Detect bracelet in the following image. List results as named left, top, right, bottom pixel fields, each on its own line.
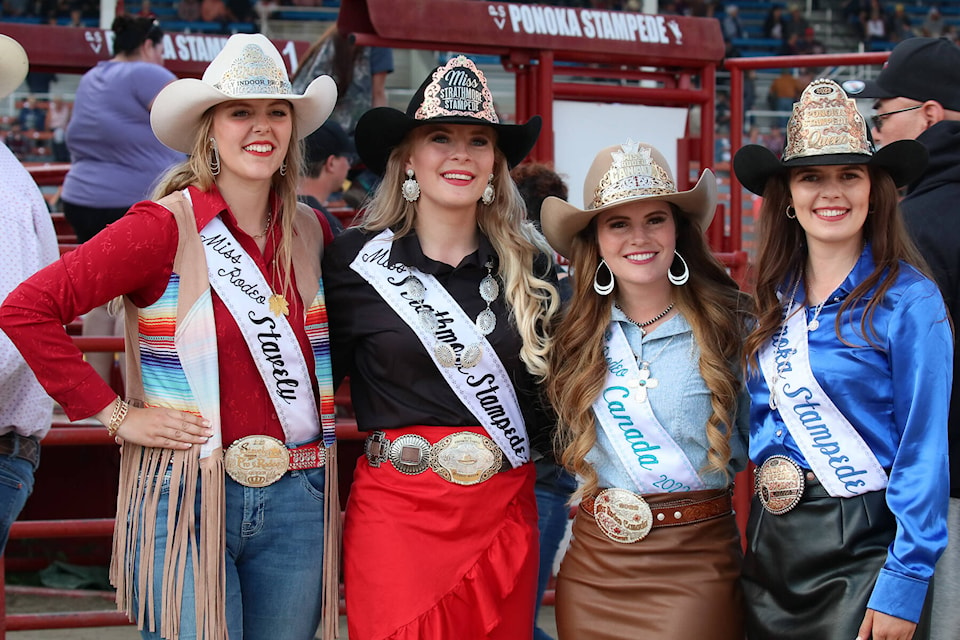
left=106, top=398, right=129, bottom=437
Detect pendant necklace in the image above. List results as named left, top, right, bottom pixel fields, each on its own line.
left=630, top=334, right=677, bottom=403
left=615, top=302, right=674, bottom=336
left=252, top=208, right=274, bottom=240
left=405, top=261, right=499, bottom=368
left=806, top=296, right=828, bottom=332
left=259, top=207, right=287, bottom=316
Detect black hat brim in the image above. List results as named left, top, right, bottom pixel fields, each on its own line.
left=734, top=139, right=927, bottom=197
left=355, top=107, right=542, bottom=176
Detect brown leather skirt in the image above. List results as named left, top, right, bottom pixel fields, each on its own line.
left=555, top=488, right=744, bottom=640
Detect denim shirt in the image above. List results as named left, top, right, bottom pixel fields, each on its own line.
left=748, top=243, right=953, bottom=623
left=586, top=308, right=750, bottom=492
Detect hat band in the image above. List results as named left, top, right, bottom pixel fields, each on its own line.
left=592, top=175, right=677, bottom=209
left=214, top=75, right=292, bottom=97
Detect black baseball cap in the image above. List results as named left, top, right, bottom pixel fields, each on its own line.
left=303, top=120, right=356, bottom=166
left=842, top=37, right=960, bottom=111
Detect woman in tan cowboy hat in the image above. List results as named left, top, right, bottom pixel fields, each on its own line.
left=733, top=78, right=951, bottom=640
left=321, top=55, right=557, bottom=639
left=540, top=140, right=753, bottom=639
left=1, top=34, right=340, bottom=640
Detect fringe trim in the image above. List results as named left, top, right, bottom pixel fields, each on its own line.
left=110, top=443, right=227, bottom=640
left=322, top=443, right=342, bottom=639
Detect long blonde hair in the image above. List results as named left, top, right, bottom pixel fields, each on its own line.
left=547, top=207, right=754, bottom=499
left=151, top=106, right=304, bottom=297
left=359, top=137, right=559, bottom=378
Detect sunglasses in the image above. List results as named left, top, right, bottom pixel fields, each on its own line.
left=870, top=104, right=922, bottom=131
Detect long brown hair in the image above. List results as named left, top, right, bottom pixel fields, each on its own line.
left=744, top=166, right=935, bottom=368
left=547, top=205, right=754, bottom=499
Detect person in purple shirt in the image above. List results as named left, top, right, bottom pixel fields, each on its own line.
left=61, top=13, right=183, bottom=383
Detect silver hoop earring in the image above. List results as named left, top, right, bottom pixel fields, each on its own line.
left=668, top=251, right=690, bottom=286
left=481, top=173, right=495, bottom=205
left=279, top=160, right=287, bottom=176
left=402, top=169, right=420, bottom=202
left=785, top=205, right=797, bottom=219
left=593, top=259, right=615, bottom=296
left=209, top=137, right=220, bottom=176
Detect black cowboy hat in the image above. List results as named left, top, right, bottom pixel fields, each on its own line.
left=355, top=55, right=541, bottom=176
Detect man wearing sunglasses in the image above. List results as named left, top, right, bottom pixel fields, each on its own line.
left=845, top=36, right=960, bottom=640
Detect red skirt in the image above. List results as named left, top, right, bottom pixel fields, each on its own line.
left=343, top=425, right=539, bottom=640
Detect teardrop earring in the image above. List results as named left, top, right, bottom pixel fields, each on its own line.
left=209, top=137, right=221, bottom=176
left=402, top=169, right=420, bottom=202
left=593, top=259, right=615, bottom=296
left=481, top=174, right=495, bottom=205
left=279, top=160, right=287, bottom=176
left=668, top=251, right=690, bottom=286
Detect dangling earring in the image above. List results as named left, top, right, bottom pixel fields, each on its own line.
left=785, top=205, right=797, bottom=219
left=593, top=259, right=615, bottom=296
left=668, top=251, right=690, bottom=286
left=209, top=137, right=220, bottom=176
left=279, top=160, right=287, bottom=176
left=481, top=173, right=495, bottom=205
left=402, top=169, right=420, bottom=202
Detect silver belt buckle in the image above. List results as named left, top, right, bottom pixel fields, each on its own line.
left=431, top=432, right=502, bottom=486
left=388, top=434, right=431, bottom=475
left=593, top=488, right=653, bottom=543
left=756, top=455, right=805, bottom=515
left=224, top=435, right=289, bottom=488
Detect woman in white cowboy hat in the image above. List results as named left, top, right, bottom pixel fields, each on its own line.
left=321, top=55, right=558, bottom=639
left=540, top=141, right=752, bottom=639
left=733, top=78, right=951, bottom=640
left=1, top=34, right=339, bottom=640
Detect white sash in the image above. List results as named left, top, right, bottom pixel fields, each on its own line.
left=200, top=215, right=319, bottom=444
left=350, top=229, right=529, bottom=467
left=758, top=302, right=887, bottom=497
left=594, top=323, right=705, bottom=493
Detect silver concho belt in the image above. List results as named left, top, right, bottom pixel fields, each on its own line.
left=364, top=430, right=510, bottom=486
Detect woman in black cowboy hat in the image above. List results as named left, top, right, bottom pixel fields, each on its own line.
left=734, top=78, right=951, bottom=640
left=321, top=56, right=558, bottom=639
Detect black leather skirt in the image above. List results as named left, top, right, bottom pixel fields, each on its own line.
left=742, top=482, right=931, bottom=640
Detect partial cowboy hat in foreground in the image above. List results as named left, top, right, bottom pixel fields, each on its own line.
left=0, top=34, right=29, bottom=100
left=355, top=55, right=541, bottom=176
left=150, top=33, right=337, bottom=154
left=541, top=140, right=717, bottom=259
left=734, top=78, right=927, bottom=197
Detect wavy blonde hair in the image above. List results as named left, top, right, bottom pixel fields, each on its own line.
left=151, top=105, right=304, bottom=297
left=359, top=135, right=559, bottom=378
left=547, top=207, right=754, bottom=499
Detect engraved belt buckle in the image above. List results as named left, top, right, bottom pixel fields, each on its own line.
left=388, top=434, right=431, bottom=475
left=756, top=455, right=806, bottom=515
left=593, top=488, right=653, bottom=544
left=224, top=435, right=289, bottom=488
left=364, top=431, right=390, bottom=468
left=431, top=432, right=502, bottom=486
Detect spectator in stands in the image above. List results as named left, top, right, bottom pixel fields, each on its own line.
left=509, top=160, right=575, bottom=640
left=3, top=122, right=29, bottom=160
left=1, top=33, right=341, bottom=640
left=292, top=24, right=394, bottom=202
left=17, top=95, right=46, bottom=132
left=298, top=120, right=352, bottom=235
left=768, top=68, right=802, bottom=127
left=542, top=140, right=751, bottom=640
left=201, top=0, right=235, bottom=25
left=716, top=88, right=732, bottom=133
left=323, top=55, right=556, bottom=640
left=885, top=3, right=912, bottom=43
left=0, top=34, right=58, bottom=558
left=784, top=3, right=810, bottom=40
left=842, top=0, right=868, bottom=41
left=47, top=95, right=70, bottom=162
left=176, top=0, right=201, bottom=21
left=61, top=14, right=183, bottom=385
left=722, top=4, right=744, bottom=42
left=845, top=36, right=960, bottom=640
left=763, top=4, right=789, bottom=41
left=734, top=77, right=948, bottom=640
left=864, top=6, right=887, bottom=45
left=921, top=7, right=945, bottom=38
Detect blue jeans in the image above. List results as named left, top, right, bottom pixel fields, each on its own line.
left=534, top=463, right=576, bottom=640
left=0, top=452, right=37, bottom=555
left=136, top=464, right=326, bottom=640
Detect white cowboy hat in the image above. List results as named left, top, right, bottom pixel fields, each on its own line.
left=541, top=141, right=717, bottom=259
left=0, top=34, right=29, bottom=100
left=151, top=33, right=337, bottom=154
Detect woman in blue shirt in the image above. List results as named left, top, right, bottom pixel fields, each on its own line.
left=733, top=78, right=952, bottom=640
left=541, top=141, right=753, bottom=639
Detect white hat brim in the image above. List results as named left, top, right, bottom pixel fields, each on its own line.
left=541, top=170, right=717, bottom=259
left=0, top=35, right=29, bottom=100
left=151, top=74, right=338, bottom=154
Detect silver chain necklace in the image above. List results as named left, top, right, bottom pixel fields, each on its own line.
left=404, top=261, right=499, bottom=368
left=615, top=302, right=674, bottom=336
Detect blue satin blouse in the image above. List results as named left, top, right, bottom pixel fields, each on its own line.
left=748, top=243, right=953, bottom=622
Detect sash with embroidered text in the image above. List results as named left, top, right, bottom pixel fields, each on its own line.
left=350, top=229, right=529, bottom=467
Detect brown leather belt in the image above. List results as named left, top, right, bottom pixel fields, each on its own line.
left=582, top=488, right=732, bottom=534
left=0, top=431, right=41, bottom=467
